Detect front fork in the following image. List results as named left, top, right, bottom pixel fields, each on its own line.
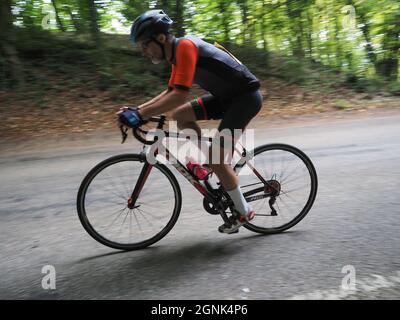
left=127, top=153, right=152, bottom=209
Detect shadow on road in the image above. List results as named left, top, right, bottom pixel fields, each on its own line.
left=74, top=230, right=300, bottom=264
left=59, top=231, right=302, bottom=298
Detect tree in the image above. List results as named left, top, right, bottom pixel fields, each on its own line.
left=237, top=0, right=249, bottom=44
left=377, top=10, right=400, bottom=80
left=218, top=0, right=231, bottom=45
left=174, top=0, right=185, bottom=37
left=87, top=0, right=100, bottom=45
left=0, top=0, right=24, bottom=87
left=286, top=0, right=307, bottom=58
left=259, top=0, right=269, bottom=52
left=51, top=0, right=66, bottom=32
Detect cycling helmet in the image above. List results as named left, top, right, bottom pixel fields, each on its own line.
left=130, top=9, right=173, bottom=44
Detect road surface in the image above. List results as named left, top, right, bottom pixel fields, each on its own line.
left=1, top=109, right=400, bottom=299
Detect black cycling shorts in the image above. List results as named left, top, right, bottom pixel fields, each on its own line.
left=190, top=90, right=263, bottom=134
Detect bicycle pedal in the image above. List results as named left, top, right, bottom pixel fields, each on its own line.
left=218, top=228, right=239, bottom=234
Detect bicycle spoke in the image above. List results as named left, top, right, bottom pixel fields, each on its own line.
left=257, top=158, right=268, bottom=180
left=278, top=154, right=286, bottom=180
left=138, top=207, right=166, bottom=228
left=282, top=176, right=306, bottom=188
left=116, top=210, right=130, bottom=236
left=136, top=202, right=170, bottom=213
left=277, top=196, right=294, bottom=217
left=129, top=210, right=133, bottom=241
left=96, top=184, right=127, bottom=202
left=132, top=209, right=144, bottom=234
left=279, top=190, right=305, bottom=209
left=231, top=145, right=317, bottom=233
left=105, top=171, right=130, bottom=199
left=136, top=208, right=161, bottom=232
left=102, top=207, right=126, bottom=220
left=275, top=199, right=282, bottom=216
left=282, top=183, right=311, bottom=194
left=105, top=207, right=128, bottom=229
left=78, top=155, right=182, bottom=250
left=280, top=164, right=299, bottom=185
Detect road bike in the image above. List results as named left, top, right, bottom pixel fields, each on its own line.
left=77, top=115, right=318, bottom=250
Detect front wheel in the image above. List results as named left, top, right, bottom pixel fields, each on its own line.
left=77, top=154, right=182, bottom=250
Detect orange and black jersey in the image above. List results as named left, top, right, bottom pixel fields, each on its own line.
left=168, top=36, right=260, bottom=100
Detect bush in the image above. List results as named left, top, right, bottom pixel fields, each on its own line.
left=278, top=58, right=306, bottom=84
left=344, top=74, right=387, bottom=93
left=334, top=99, right=352, bottom=110
left=387, top=81, right=400, bottom=96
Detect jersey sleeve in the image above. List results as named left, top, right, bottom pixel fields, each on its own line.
left=168, top=64, right=176, bottom=90
left=170, top=39, right=198, bottom=92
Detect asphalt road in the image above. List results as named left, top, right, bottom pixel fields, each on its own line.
left=1, top=110, right=400, bottom=300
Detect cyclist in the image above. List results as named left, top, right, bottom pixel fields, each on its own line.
left=118, top=9, right=263, bottom=234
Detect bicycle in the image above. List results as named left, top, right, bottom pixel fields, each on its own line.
left=77, top=115, right=318, bottom=250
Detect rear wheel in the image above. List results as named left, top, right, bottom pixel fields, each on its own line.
left=234, top=144, right=318, bottom=234
left=77, top=154, right=182, bottom=250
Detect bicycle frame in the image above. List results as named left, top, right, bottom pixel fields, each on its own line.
left=126, top=116, right=273, bottom=223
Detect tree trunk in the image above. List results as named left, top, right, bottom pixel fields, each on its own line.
left=218, top=1, right=230, bottom=47
left=286, top=0, right=305, bottom=58
left=377, top=11, right=400, bottom=80
left=157, top=0, right=169, bottom=11
left=378, top=45, right=399, bottom=81
left=305, top=7, right=313, bottom=59
left=260, top=2, right=268, bottom=51
left=174, top=0, right=185, bottom=37
left=66, top=5, right=82, bottom=32
left=51, top=0, right=66, bottom=32
left=21, top=0, right=35, bottom=28
left=349, top=0, right=378, bottom=73
left=334, top=15, right=343, bottom=69
left=87, top=0, right=100, bottom=46
left=237, top=0, right=248, bottom=45
left=0, top=0, right=24, bottom=87
left=359, top=14, right=377, bottom=66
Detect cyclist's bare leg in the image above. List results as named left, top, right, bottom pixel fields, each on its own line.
left=208, top=161, right=238, bottom=191
left=208, top=134, right=253, bottom=217
left=172, top=103, right=239, bottom=191
left=171, top=102, right=201, bottom=135
left=172, top=102, right=206, bottom=157
left=173, top=103, right=253, bottom=231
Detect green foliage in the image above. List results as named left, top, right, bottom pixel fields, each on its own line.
left=387, top=81, right=400, bottom=96
left=277, top=58, right=307, bottom=84
left=1, top=0, right=399, bottom=94
left=334, top=99, right=352, bottom=110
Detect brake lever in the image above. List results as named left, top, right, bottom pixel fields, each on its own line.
left=120, top=125, right=128, bottom=144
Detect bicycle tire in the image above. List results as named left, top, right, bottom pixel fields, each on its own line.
left=77, top=154, right=182, bottom=250
left=234, top=143, right=318, bottom=234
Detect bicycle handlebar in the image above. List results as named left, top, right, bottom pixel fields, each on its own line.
left=120, top=115, right=166, bottom=145
left=120, top=114, right=216, bottom=146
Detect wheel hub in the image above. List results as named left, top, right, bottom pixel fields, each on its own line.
left=127, top=197, right=140, bottom=209
left=264, top=180, right=281, bottom=196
